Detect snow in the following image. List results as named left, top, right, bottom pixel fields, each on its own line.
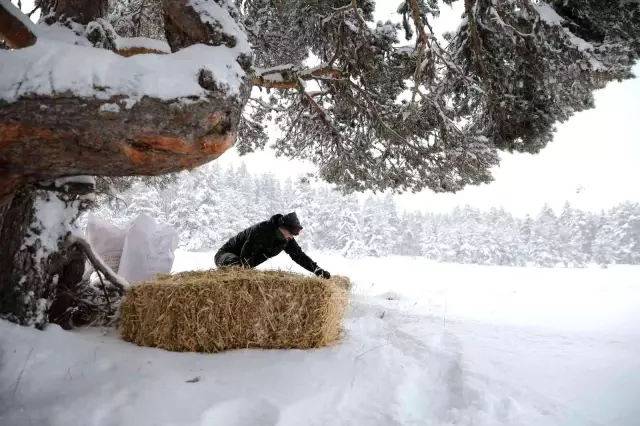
left=0, top=40, right=246, bottom=104
left=99, top=103, right=121, bottom=113
left=54, top=175, right=96, bottom=187
left=0, top=0, right=249, bottom=104
left=114, top=37, right=171, bottom=54
left=2, top=254, right=639, bottom=426
left=533, top=3, right=564, bottom=25
left=1, top=0, right=91, bottom=46
left=188, top=0, right=250, bottom=56
left=22, top=192, right=85, bottom=261
left=533, top=3, right=598, bottom=62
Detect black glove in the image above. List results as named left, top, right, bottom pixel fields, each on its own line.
left=315, top=268, right=331, bottom=279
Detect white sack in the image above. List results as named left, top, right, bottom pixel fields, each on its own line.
left=118, top=214, right=179, bottom=284
left=86, top=213, right=126, bottom=273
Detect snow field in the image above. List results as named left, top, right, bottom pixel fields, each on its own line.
left=1, top=253, right=639, bottom=426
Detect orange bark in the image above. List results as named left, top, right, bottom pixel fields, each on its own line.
left=0, top=3, right=36, bottom=49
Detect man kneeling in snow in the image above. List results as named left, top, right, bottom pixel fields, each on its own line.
left=214, top=212, right=331, bottom=279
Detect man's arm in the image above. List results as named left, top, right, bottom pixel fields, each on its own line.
left=239, top=228, right=257, bottom=267
left=285, top=239, right=329, bottom=278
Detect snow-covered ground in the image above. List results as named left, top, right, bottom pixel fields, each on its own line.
left=2, top=252, right=639, bottom=426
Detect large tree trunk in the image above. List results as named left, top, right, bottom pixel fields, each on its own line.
left=0, top=0, right=251, bottom=196
left=0, top=0, right=252, bottom=326
left=0, top=96, right=243, bottom=197
left=55, top=0, right=108, bottom=25
left=0, top=181, right=93, bottom=328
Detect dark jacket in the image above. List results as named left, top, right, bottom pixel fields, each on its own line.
left=216, top=214, right=320, bottom=273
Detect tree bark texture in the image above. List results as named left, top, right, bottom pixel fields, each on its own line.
left=55, top=0, right=108, bottom=25
left=0, top=0, right=252, bottom=327
left=162, top=0, right=239, bottom=52
left=0, top=184, right=91, bottom=328
left=0, top=93, right=248, bottom=197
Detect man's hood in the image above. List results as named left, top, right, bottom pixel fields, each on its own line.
left=269, top=214, right=284, bottom=226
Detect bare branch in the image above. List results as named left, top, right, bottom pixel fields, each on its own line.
left=251, top=65, right=342, bottom=89
left=66, top=235, right=129, bottom=294
left=409, top=0, right=431, bottom=104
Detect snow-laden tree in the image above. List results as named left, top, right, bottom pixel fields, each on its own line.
left=592, top=212, right=616, bottom=267
left=607, top=202, right=640, bottom=265
left=87, top=163, right=640, bottom=267
left=530, top=204, right=561, bottom=267
left=2, top=0, right=640, bottom=326
left=337, top=192, right=368, bottom=258
left=518, top=214, right=534, bottom=265
left=558, top=202, right=588, bottom=267
left=397, top=211, right=423, bottom=257
left=420, top=213, right=441, bottom=260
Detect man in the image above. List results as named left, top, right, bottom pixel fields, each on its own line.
left=214, top=212, right=331, bottom=279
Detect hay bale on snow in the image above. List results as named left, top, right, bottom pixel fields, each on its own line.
left=120, top=268, right=350, bottom=353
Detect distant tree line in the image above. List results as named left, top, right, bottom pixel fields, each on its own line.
left=89, top=163, right=640, bottom=268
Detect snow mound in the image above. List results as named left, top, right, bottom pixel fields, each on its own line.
left=0, top=0, right=249, bottom=105
left=0, top=40, right=246, bottom=105
left=0, top=299, right=543, bottom=426
left=115, top=37, right=171, bottom=53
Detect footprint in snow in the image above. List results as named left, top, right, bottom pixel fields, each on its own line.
left=377, top=291, right=405, bottom=301
left=199, top=398, right=280, bottom=426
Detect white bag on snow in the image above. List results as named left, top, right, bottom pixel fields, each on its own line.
left=86, top=213, right=127, bottom=273
left=118, top=214, right=179, bottom=284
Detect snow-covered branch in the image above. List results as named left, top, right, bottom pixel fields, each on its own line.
left=0, top=0, right=36, bottom=48
left=67, top=235, right=129, bottom=293
left=251, top=64, right=342, bottom=89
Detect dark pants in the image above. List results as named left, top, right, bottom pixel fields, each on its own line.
left=214, top=252, right=243, bottom=268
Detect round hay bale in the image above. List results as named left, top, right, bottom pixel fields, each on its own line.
left=120, top=268, right=350, bottom=353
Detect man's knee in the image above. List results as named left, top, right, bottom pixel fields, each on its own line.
left=215, top=252, right=241, bottom=267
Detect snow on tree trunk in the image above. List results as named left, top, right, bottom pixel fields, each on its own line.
left=0, top=180, right=94, bottom=328
left=0, top=0, right=252, bottom=195
left=0, top=0, right=252, bottom=328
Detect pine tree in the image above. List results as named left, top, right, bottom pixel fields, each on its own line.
left=418, top=213, right=438, bottom=260
left=558, top=202, right=587, bottom=267
left=519, top=214, right=534, bottom=265
left=125, top=181, right=167, bottom=223
left=592, top=211, right=616, bottom=267
left=398, top=211, right=423, bottom=257
left=530, top=204, right=562, bottom=267
left=360, top=196, right=381, bottom=256
left=337, top=192, right=365, bottom=257
left=608, top=202, right=640, bottom=264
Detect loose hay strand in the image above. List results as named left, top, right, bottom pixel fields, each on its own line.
left=120, top=268, right=350, bottom=353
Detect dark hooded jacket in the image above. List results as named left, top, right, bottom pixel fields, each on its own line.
left=215, top=214, right=319, bottom=273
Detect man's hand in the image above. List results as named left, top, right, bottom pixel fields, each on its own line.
left=315, top=268, right=331, bottom=279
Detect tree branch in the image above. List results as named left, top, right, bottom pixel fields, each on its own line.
left=0, top=0, right=37, bottom=49
left=409, top=0, right=430, bottom=104
left=251, top=65, right=342, bottom=89
left=66, top=235, right=129, bottom=295
left=464, top=0, right=487, bottom=80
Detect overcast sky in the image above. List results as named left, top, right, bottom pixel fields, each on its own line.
left=14, top=0, right=640, bottom=215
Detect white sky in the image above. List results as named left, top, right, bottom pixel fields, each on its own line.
left=13, top=0, right=640, bottom=215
